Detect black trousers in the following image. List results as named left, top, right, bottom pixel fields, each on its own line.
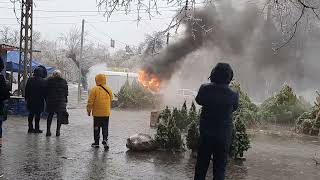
left=47, top=112, right=62, bottom=133
left=93, top=117, right=109, bottom=143
left=28, top=112, right=41, bottom=130
left=194, top=135, right=230, bottom=180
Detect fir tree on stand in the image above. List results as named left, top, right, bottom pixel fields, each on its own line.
left=155, top=122, right=169, bottom=150
left=172, top=107, right=183, bottom=130
left=155, top=108, right=184, bottom=151
left=188, top=101, right=198, bottom=125
left=167, top=116, right=184, bottom=151
left=179, top=101, right=189, bottom=131
left=186, top=120, right=199, bottom=154
left=158, top=106, right=171, bottom=125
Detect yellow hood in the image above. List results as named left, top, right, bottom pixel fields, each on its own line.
left=95, top=74, right=107, bottom=86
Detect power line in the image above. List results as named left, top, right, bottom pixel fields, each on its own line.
left=86, top=23, right=129, bottom=46
left=0, top=16, right=173, bottom=26
left=87, top=33, right=110, bottom=47
left=0, top=14, right=101, bottom=19
left=0, top=9, right=177, bottom=19
left=0, top=5, right=183, bottom=13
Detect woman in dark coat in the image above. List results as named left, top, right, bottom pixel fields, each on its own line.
left=194, top=63, right=239, bottom=180
left=25, top=66, right=47, bottom=133
left=45, top=70, right=68, bottom=137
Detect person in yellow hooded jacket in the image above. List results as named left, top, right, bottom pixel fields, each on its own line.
left=87, top=74, right=113, bottom=149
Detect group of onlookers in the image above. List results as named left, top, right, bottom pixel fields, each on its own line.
left=0, top=57, right=113, bottom=151
left=0, top=58, right=68, bottom=149
left=25, top=66, right=68, bottom=137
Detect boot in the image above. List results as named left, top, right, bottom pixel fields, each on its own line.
left=91, top=142, right=99, bottom=148
left=56, top=124, right=61, bottom=137
left=34, top=129, right=43, bottom=134
left=28, top=128, right=35, bottom=133
left=34, top=118, right=42, bottom=133
left=56, top=131, right=60, bottom=137
left=102, top=140, right=109, bottom=150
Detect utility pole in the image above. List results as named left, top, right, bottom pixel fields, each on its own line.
left=78, top=19, right=85, bottom=103
left=18, top=0, right=33, bottom=96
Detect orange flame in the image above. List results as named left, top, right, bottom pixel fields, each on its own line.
left=138, top=70, right=161, bottom=92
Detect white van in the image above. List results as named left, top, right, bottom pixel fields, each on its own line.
left=102, top=71, right=138, bottom=94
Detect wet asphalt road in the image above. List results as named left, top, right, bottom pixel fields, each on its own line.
left=1, top=108, right=320, bottom=180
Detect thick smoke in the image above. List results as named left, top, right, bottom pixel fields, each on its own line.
left=143, top=4, right=261, bottom=81
left=143, top=2, right=320, bottom=102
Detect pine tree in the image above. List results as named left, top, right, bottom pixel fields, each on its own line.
left=167, top=116, right=184, bottom=151
left=172, top=107, right=183, bottom=130
left=230, top=117, right=250, bottom=159
left=186, top=120, right=199, bottom=152
left=178, top=101, right=189, bottom=131
left=188, top=101, right=198, bottom=125
left=159, top=106, right=171, bottom=124
left=155, top=122, right=169, bottom=149
left=116, top=78, right=132, bottom=108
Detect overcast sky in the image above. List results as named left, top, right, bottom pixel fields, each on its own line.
left=0, top=0, right=178, bottom=49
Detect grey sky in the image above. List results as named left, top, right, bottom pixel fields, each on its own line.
left=0, top=0, right=177, bottom=49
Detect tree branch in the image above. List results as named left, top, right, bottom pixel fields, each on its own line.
left=275, top=6, right=305, bottom=51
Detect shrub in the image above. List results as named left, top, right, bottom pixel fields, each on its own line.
left=295, top=92, right=320, bottom=136
left=302, top=119, right=313, bottom=134
left=259, top=84, right=307, bottom=124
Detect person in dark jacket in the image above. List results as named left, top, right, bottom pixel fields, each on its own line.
left=45, top=70, right=68, bottom=137
left=25, top=66, right=47, bottom=133
left=0, top=57, right=11, bottom=148
left=37, top=65, right=48, bottom=78
left=194, top=63, right=239, bottom=180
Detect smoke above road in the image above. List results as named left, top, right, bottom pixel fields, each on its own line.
left=141, top=2, right=320, bottom=102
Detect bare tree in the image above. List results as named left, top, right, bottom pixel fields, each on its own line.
left=10, top=29, right=20, bottom=46
left=32, top=31, right=42, bottom=50
left=269, top=0, right=320, bottom=49
left=60, top=27, right=82, bottom=64
left=143, top=31, right=166, bottom=55
left=0, top=26, right=12, bottom=44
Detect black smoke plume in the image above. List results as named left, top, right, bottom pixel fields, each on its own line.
left=142, top=2, right=320, bottom=101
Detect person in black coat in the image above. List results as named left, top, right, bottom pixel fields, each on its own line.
left=0, top=57, right=11, bottom=147
left=25, top=66, right=47, bottom=133
left=45, top=70, right=68, bottom=137
left=194, top=63, right=239, bottom=180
